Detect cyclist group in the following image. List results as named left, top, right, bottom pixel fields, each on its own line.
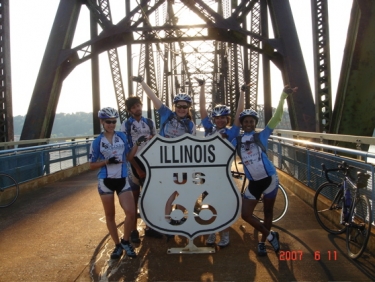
left=89, top=75, right=297, bottom=259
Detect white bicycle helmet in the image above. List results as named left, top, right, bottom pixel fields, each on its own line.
left=211, top=105, right=231, bottom=117
left=98, top=107, right=119, bottom=119
left=173, top=93, right=192, bottom=104
left=239, top=109, right=258, bottom=124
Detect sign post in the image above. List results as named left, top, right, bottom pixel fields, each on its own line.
left=138, top=133, right=241, bottom=254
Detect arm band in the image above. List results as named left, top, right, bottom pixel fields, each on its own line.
left=267, top=92, right=288, bottom=129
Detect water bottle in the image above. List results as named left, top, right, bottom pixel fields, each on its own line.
left=343, top=183, right=351, bottom=222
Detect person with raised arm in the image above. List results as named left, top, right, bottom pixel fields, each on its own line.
left=131, top=75, right=195, bottom=138
left=131, top=76, right=195, bottom=238
left=232, top=86, right=297, bottom=256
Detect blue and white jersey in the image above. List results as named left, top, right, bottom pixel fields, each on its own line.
left=231, top=126, right=276, bottom=181
left=157, top=104, right=196, bottom=138
left=121, top=116, right=156, bottom=153
left=201, top=116, right=240, bottom=142
left=89, top=131, right=130, bottom=179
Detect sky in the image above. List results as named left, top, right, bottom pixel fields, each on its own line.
left=9, top=0, right=352, bottom=116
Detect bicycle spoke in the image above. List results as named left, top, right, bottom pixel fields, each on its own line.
left=346, top=195, right=372, bottom=259
left=313, top=183, right=346, bottom=234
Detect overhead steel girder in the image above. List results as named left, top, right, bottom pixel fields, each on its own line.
left=267, top=0, right=315, bottom=132
left=331, top=0, right=375, bottom=144
left=20, top=1, right=81, bottom=141
left=56, top=0, right=314, bottom=131
left=20, top=0, right=314, bottom=140
left=55, top=0, right=279, bottom=79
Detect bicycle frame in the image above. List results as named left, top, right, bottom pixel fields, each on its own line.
left=341, top=176, right=357, bottom=225
left=314, top=161, right=372, bottom=259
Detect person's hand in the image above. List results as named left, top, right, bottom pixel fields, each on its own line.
left=220, top=132, right=229, bottom=139
left=131, top=75, right=143, bottom=83
left=194, top=77, right=205, bottom=86
left=136, top=135, right=148, bottom=146
left=136, top=169, right=146, bottom=179
left=108, top=156, right=120, bottom=164
left=241, top=82, right=251, bottom=92
left=283, top=85, right=298, bottom=95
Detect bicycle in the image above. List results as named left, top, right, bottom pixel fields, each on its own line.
left=231, top=170, right=289, bottom=223
left=0, top=173, right=19, bottom=208
left=313, top=161, right=372, bottom=259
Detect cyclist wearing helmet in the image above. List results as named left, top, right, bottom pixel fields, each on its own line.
left=196, top=77, right=245, bottom=247
left=131, top=76, right=195, bottom=138
left=89, top=107, right=137, bottom=260
left=232, top=86, right=297, bottom=256
left=131, top=76, right=195, bottom=234
left=121, top=96, right=163, bottom=241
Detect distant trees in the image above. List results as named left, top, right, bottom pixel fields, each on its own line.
left=12, top=108, right=291, bottom=139
left=52, top=112, right=94, bottom=137
left=13, top=112, right=96, bottom=138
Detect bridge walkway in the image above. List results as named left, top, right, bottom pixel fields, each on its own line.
left=0, top=169, right=374, bottom=281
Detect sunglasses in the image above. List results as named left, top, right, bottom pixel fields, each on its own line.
left=104, top=120, right=117, bottom=124
left=176, top=104, right=189, bottom=109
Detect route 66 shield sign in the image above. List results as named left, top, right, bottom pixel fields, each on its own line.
left=138, top=133, right=241, bottom=240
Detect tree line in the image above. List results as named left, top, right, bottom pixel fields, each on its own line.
left=13, top=109, right=291, bottom=139
left=14, top=112, right=95, bottom=138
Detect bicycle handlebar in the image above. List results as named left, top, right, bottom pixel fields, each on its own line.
left=321, top=161, right=352, bottom=183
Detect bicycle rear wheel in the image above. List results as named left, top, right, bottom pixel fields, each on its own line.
left=346, top=194, right=372, bottom=259
left=253, top=184, right=288, bottom=223
left=313, top=182, right=346, bottom=234
left=0, top=174, right=19, bottom=208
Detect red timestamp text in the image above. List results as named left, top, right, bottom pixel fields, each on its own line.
left=279, top=250, right=303, bottom=260
left=314, top=250, right=338, bottom=260
left=279, top=250, right=338, bottom=261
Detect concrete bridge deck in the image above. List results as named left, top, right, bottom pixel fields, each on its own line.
left=0, top=170, right=374, bottom=282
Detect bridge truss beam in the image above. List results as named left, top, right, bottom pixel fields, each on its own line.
left=19, top=0, right=316, bottom=140
left=311, top=0, right=332, bottom=133
left=331, top=0, right=375, bottom=149
left=0, top=0, right=13, bottom=142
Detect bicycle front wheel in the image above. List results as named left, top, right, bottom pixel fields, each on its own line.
left=0, top=174, right=19, bottom=208
left=346, top=194, right=372, bottom=259
left=253, top=184, right=288, bottom=223
left=313, top=182, right=346, bottom=234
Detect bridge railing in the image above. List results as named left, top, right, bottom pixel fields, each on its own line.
left=0, top=137, right=95, bottom=184
left=267, top=135, right=375, bottom=224
left=1, top=132, right=374, bottom=223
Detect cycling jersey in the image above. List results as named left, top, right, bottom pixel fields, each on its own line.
left=89, top=131, right=130, bottom=179
left=233, top=91, right=289, bottom=181
left=157, top=104, right=196, bottom=138
left=201, top=116, right=240, bottom=141
left=121, top=116, right=156, bottom=153
left=231, top=126, right=276, bottom=181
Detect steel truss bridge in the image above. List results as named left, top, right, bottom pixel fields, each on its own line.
left=0, top=0, right=375, bottom=151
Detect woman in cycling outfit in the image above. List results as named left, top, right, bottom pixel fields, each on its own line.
left=89, top=107, right=137, bottom=260
left=131, top=76, right=195, bottom=229
left=232, top=86, right=297, bottom=256
left=196, top=77, right=245, bottom=247
left=131, top=76, right=195, bottom=137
